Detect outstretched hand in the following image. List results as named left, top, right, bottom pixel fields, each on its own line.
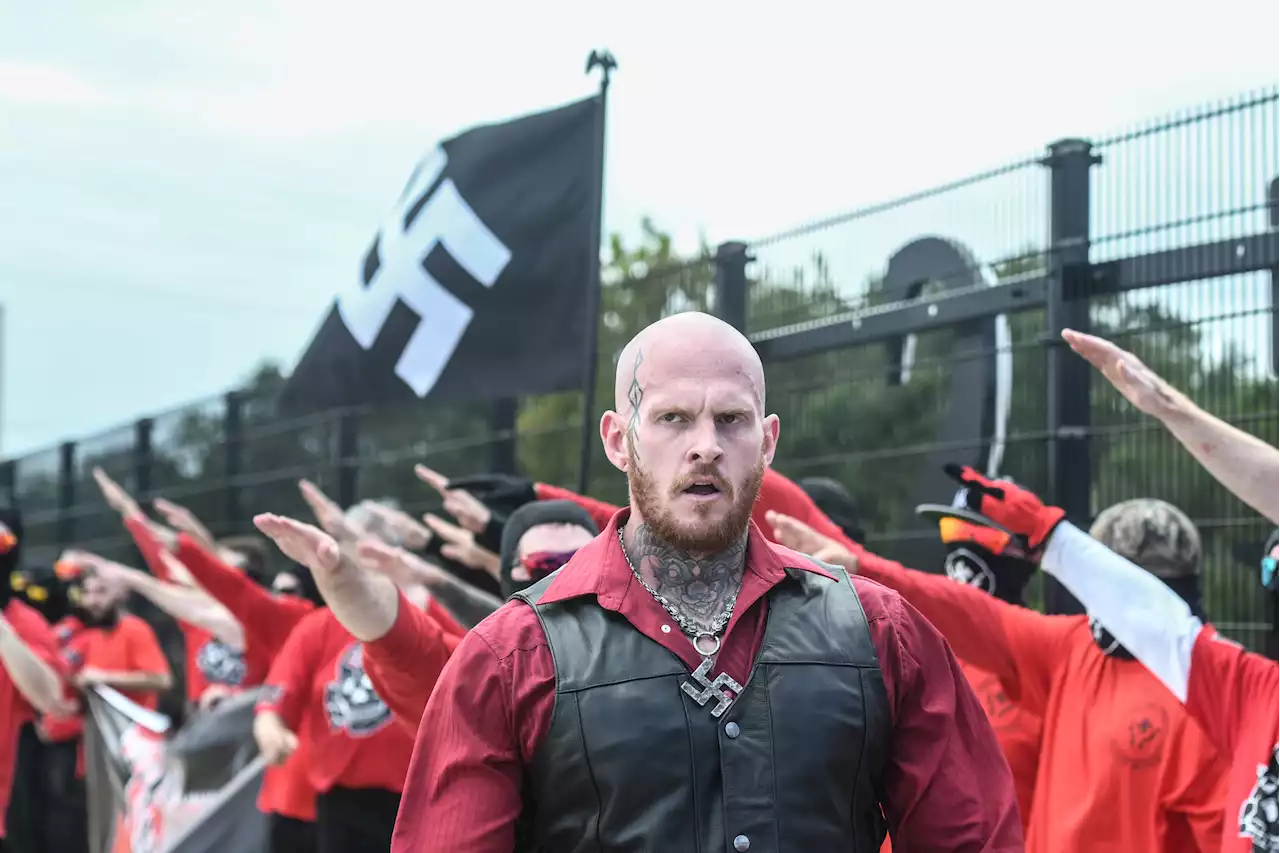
left=416, top=465, right=493, bottom=534
left=256, top=514, right=400, bottom=642
left=92, top=468, right=141, bottom=520
left=943, top=465, right=1064, bottom=551
left=153, top=498, right=216, bottom=550
left=298, top=480, right=364, bottom=542
left=1062, top=329, right=1184, bottom=419
left=766, top=511, right=860, bottom=572
left=424, top=513, right=501, bottom=579
left=253, top=514, right=341, bottom=576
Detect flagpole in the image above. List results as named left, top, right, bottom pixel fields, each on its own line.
left=575, top=49, right=617, bottom=496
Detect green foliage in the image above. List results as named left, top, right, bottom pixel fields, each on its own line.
left=11, top=222, right=1278, bottom=650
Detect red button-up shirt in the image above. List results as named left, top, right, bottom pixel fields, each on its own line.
left=392, top=510, right=1023, bottom=852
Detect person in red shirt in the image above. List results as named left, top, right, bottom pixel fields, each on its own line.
left=250, top=600, right=421, bottom=853
left=0, top=510, right=76, bottom=852
left=776, top=480, right=1229, bottom=852
left=170, top=534, right=324, bottom=853
left=38, top=563, right=171, bottom=853
left=917, top=493, right=1044, bottom=833
left=91, top=469, right=268, bottom=706
left=1031, top=328, right=1280, bottom=852
left=392, top=312, right=1022, bottom=852
left=251, top=497, right=463, bottom=853
left=259, top=499, right=597, bottom=735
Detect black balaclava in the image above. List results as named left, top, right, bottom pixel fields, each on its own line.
left=498, top=500, right=598, bottom=599
left=1087, top=498, right=1206, bottom=660
left=11, top=565, right=70, bottom=624
left=928, top=483, right=1035, bottom=607
left=0, top=508, right=21, bottom=611
left=797, top=477, right=866, bottom=545
left=274, top=563, right=324, bottom=607
left=941, top=534, right=1036, bottom=607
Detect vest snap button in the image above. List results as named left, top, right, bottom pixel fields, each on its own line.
left=734, top=834, right=750, bottom=851
left=725, top=721, right=740, bottom=739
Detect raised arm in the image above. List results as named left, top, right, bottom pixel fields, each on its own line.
left=175, top=535, right=312, bottom=650
left=769, top=511, right=1074, bottom=715
left=0, top=604, right=70, bottom=716
left=78, top=552, right=245, bottom=650
left=1064, top=329, right=1279, bottom=524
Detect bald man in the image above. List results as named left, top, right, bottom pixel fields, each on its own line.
left=391, top=312, right=1023, bottom=852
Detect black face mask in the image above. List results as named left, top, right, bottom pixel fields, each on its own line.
left=1092, top=573, right=1206, bottom=659
left=942, top=543, right=1034, bottom=607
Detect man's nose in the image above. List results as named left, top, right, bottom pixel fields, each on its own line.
left=686, top=417, right=724, bottom=463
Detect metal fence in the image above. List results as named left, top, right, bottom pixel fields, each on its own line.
left=6, top=86, right=1278, bottom=655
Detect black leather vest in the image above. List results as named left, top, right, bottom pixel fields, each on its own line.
left=512, top=560, right=891, bottom=853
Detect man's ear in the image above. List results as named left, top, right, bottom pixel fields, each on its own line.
left=600, top=411, right=629, bottom=473
left=761, top=414, right=780, bottom=468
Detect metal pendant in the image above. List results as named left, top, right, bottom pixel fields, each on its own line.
left=682, top=657, right=743, bottom=718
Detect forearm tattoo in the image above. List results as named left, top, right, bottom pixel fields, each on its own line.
left=628, top=524, right=747, bottom=634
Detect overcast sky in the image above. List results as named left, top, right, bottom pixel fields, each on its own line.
left=1, top=0, right=1276, bottom=457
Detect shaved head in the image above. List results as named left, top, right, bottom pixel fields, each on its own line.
left=601, top=311, right=777, bottom=554
left=613, top=312, right=766, bottom=413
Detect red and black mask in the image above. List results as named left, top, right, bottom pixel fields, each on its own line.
left=938, top=516, right=1036, bottom=607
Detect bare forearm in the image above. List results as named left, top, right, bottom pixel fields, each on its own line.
left=321, top=553, right=400, bottom=643
left=92, top=670, right=173, bottom=693
left=1161, top=400, right=1279, bottom=524
left=0, top=631, right=64, bottom=715
left=122, top=571, right=245, bottom=649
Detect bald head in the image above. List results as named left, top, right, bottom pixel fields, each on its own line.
left=613, top=312, right=766, bottom=413
left=602, top=312, right=778, bottom=552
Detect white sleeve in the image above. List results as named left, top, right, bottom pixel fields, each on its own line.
left=1041, top=523, right=1202, bottom=702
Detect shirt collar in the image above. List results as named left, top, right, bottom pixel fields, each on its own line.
left=540, top=507, right=839, bottom=611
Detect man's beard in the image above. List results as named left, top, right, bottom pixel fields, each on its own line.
left=627, top=439, right=764, bottom=554
left=74, top=605, right=119, bottom=629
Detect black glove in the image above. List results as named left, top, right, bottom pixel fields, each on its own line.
left=446, top=473, right=537, bottom=511
left=476, top=510, right=507, bottom=555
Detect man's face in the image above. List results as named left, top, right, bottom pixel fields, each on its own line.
left=617, top=376, right=775, bottom=554
left=79, top=575, right=120, bottom=619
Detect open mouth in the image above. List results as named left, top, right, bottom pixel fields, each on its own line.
left=683, top=483, right=722, bottom=497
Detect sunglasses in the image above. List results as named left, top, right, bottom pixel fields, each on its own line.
left=518, top=551, right=579, bottom=580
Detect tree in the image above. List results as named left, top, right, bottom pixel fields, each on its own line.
left=10, top=220, right=1277, bottom=650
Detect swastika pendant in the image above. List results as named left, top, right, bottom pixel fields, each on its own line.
left=682, top=657, right=743, bottom=718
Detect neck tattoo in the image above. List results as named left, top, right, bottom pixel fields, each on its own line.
left=621, top=523, right=747, bottom=636
left=619, top=523, right=749, bottom=719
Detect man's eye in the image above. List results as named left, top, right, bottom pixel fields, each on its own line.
left=717, top=414, right=741, bottom=425
left=658, top=413, right=683, bottom=423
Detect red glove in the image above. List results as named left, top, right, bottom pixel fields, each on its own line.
left=943, top=464, right=1066, bottom=551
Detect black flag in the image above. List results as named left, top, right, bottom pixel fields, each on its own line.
left=281, top=95, right=603, bottom=411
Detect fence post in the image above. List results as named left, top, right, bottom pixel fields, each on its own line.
left=224, top=391, right=243, bottom=535
left=489, top=399, right=519, bottom=475
left=714, top=241, right=752, bottom=333
left=56, top=441, right=76, bottom=550
left=1043, top=137, right=1100, bottom=615
left=134, top=418, right=154, bottom=500
left=1268, top=177, right=1277, bottom=375
left=336, top=410, right=360, bottom=509
left=0, top=461, right=13, bottom=509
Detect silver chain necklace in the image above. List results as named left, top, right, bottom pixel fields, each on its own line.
left=617, top=528, right=744, bottom=718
